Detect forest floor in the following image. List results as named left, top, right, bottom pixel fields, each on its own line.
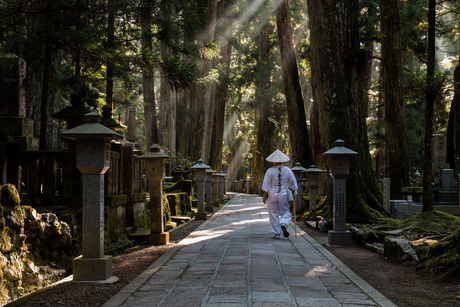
left=7, top=216, right=460, bottom=307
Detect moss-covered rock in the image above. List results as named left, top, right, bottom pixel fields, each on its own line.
left=0, top=228, right=14, bottom=253
left=418, top=226, right=460, bottom=280
left=0, top=184, right=21, bottom=213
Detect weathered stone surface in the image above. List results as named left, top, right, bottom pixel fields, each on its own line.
left=13, top=233, right=26, bottom=250
left=4, top=253, right=23, bottom=281
left=0, top=252, right=7, bottom=269
left=384, top=236, right=419, bottom=266
left=5, top=208, right=24, bottom=228
left=0, top=184, right=20, bottom=211
left=0, top=184, right=76, bottom=305
left=0, top=228, right=14, bottom=253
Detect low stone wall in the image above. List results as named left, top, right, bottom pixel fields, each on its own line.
left=0, top=184, right=75, bottom=305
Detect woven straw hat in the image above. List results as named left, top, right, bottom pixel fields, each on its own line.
left=266, top=149, right=290, bottom=163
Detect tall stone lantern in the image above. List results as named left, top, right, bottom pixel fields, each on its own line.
left=61, top=110, right=123, bottom=282
left=291, top=162, right=307, bottom=211
left=322, top=139, right=357, bottom=246
left=290, top=162, right=307, bottom=237
left=191, top=159, right=210, bottom=220
left=205, top=168, right=216, bottom=212
left=219, top=171, right=226, bottom=204
left=138, top=145, right=170, bottom=245
left=303, top=165, right=326, bottom=220
left=212, top=172, right=220, bottom=209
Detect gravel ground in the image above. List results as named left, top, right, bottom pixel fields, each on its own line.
left=7, top=218, right=460, bottom=307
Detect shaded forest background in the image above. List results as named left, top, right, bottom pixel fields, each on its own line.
left=2, top=0, right=460, bottom=219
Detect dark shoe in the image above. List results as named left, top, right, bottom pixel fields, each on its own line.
left=281, top=225, right=289, bottom=238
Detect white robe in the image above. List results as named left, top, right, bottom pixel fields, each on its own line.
left=261, top=165, right=298, bottom=235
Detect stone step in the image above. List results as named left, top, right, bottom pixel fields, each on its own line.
left=170, top=216, right=191, bottom=224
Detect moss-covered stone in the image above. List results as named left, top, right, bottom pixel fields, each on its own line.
left=400, top=210, right=460, bottom=233
left=0, top=228, right=13, bottom=253
left=418, top=225, right=460, bottom=280
left=0, top=184, right=21, bottom=212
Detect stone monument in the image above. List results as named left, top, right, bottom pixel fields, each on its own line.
left=383, top=178, right=391, bottom=211
left=61, top=111, right=123, bottom=281
left=322, top=139, right=357, bottom=246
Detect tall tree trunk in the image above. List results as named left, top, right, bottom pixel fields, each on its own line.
left=159, top=73, right=176, bottom=150
left=39, top=42, right=51, bottom=151
left=201, top=0, right=218, bottom=163
left=452, top=60, right=460, bottom=175
left=253, top=20, right=275, bottom=183
left=275, top=0, right=313, bottom=167
left=141, top=10, right=158, bottom=148
left=380, top=0, right=409, bottom=200
left=447, top=25, right=460, bottom=177
left=106, top=0, right=115, bottom=107
left=209, top=17, right=231, bottom=171
left=423, top=0, right=436, bottom=212
left=308, top=0, right=387, bottom=222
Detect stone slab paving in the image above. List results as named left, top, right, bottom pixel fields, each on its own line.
left=103, top=193, right=397, bottom=307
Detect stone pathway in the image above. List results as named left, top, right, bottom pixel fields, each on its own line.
left=103, top=193, right=396, bottom=307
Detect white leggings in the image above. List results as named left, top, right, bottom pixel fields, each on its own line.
left=266, top=193, right=291, bottom=235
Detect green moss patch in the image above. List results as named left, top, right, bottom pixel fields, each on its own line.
left=400, top=211, right=460, bottom=233
left=418, top=226, right=460, bottom=280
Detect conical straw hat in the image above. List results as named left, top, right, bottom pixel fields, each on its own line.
left=266, top=149, right=290, bottom=163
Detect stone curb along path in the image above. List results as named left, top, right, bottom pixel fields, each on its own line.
left=102, top=193, right=397, bottom=307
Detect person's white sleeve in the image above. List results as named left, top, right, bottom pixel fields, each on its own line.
left=261, top=172, right=270, bottom=192
left=288, top=170, right=298, bottom=191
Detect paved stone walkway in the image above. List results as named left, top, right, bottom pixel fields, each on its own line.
left=103, top=193, right=397, bottom=307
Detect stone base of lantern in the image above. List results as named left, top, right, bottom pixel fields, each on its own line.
left=195, top=212, right=208, bottom=220
left=149, top=232, right=169, bottom=245
left=73, top=255, right=113, bottom=281
left=328, top=230, right=352, bottom=246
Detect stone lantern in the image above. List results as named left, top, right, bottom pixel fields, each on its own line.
left=138, top=144, right=170, bottom=245
left=303, top=165, right=326, bottom=220
left=61, top=110, right=123, bottom=282
left=322, top=139, right=357, bottom=246
left=246, top=178, right=250, bottom=194
left=212, top=172, right=220, bottom=209
left=291, top=162, right=307, bottom=211
left=205, top=168, right=216, bottom=212
left=290, top=163, right=307, bottom=238
left=191, top=159, right=210, bottom=220
left=219, top=171, right=226, bottom=204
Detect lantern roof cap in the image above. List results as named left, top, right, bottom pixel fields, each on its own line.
left=220, top=170, right=226, bottom=176
left=138, top=144, right=169, bottom=159
left=291, top=162, right=308, bottom=172
left=322, top=139, right=358, bottom=156
left=206, top=168, right=216, bottom=173
left=303, top=165, right=326, bottom=173
left=61, top=110, right=123, bottom=140
left=191, top=159, right=210, bottom=170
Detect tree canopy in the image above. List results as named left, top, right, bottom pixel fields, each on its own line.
left=1, top=0, right=459, bottom=221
